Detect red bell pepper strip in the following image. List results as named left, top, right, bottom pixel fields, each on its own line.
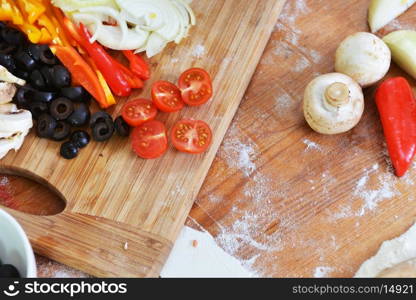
left=113, top=60, right=144, bottom=89
left=64, top=20, right=132, bottom=97
left=375, top=77, right=416, bottom=177
left=78, top=23, right=132, bottom=97
left=122, top=50, right=151, bottom=80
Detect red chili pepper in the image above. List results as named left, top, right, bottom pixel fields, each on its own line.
left=376, top=77, right=416, bottom=177
left=70, top=22, right=132, bottom=97
left=122, top=50, right=150, bottom=80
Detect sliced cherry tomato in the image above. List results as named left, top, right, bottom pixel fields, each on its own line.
left=178, top=68, right=213, bottom=106
left=171, top=119, right=212, bottom=154
left=122, top=99, right=158, bottom=127
left=132, top=120, right=168, bottom=159
left=151, top=80, right=184, bottom=112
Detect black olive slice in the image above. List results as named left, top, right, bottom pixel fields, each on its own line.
left=50, top=98, right=74, bottom=120
left=14, top=86, right=35, bottom=108
left=92, top=122, right=114, bottom=142
left=51, top=65, right=71, bottom=89
left=67, top=103, right=90, bottom=127
left=0, top=43, right=15, bottom=55
left=61, top=86, right=90, bottom=102
left=1, top=28, right=26, bottom=46
left=89, top=111, right=113, bottom=128
left=114, top=116, right=130, bottom=137
left=39, top=46, right=58, bottom=65
left=71, top=130, right=90, bottom=148
left=34, top=90, right=57, bottom=104
left=29, top=101, right=48, bottom=120
left=14, top=50, right=36, bottom=71
left=0, top=53, right=16, bottom=72
left=60, top=141, right=79, bottom=160
left=27, top=44, right=48, bottom=62
left=29, top=70, right=46, bottom=90
left=52, top=121, right=71, bottom=141
left=36, top=114, right=56, bottom=138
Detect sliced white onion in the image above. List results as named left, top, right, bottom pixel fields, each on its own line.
left=52, top=0, right=118, bottom=12
left=145, top=33, right=168, bottom=57
left=96, top=25, right=149, bottom=50
left=58, top=0, right=196, bottom=57
left=79, top=6, right=128, bottom=45
left=72, top=13, right=104, bottom=43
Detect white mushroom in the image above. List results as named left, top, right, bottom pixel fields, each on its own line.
left=0, top=82, right=17, bottom=105
left=335, top=32, right=391, bottom=87
left=0, top=65, right=25, bottom=86
left=303, top=73, right=364, bottom=135
left=0, top=130, right=29, bottom=160
left=0, top=109, right=33, bottom=135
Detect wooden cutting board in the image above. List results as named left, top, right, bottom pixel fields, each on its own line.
left=0, top=0, right=287, bottom=277
left=192, top=0, right=416, bottom=277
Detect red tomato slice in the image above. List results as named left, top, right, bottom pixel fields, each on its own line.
left=122, top=98, right=158, bottom=127
left=151, top=80, right=184, bottom=112
left=171, top=119, right=212, bottom=154
left=178, top=68, right=213, bottom=106
left=131, top=120, right=168, bottom=159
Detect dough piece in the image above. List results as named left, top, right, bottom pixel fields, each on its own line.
left=377, top=258, right=416, bottom=278
left=355, top=222, right=416, bottom=277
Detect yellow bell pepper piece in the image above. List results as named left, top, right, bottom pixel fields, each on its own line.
left=3, top=0, right=24, bottom=25
left=18, top=23, right=42, bottom=43
left=16, top=0, right=45, bottom=24
left=37, top=15, right=62, bottom=45
left=0, top=0, right=13, bottom=21
left=38, top=27, right=52, bottom=44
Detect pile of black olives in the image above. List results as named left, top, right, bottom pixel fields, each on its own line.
left=0, top=22, right=130, bottom=160
left=0, top=261, right=20, bottom=278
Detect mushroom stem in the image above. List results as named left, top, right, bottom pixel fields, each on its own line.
left=325, top=82, right=349, bottom=107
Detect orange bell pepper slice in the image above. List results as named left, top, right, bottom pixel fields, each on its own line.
left=83, top=56, right=116, bottom=106
left=50, top=45, right=111, bottom=108
left=51, top=6, right=76, bottom=47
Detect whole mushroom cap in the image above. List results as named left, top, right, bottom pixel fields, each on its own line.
left=335, top=32, right=391, bottom=87
left=303, top=73, right=364, bottom=135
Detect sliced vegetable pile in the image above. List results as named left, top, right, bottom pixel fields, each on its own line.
left=52, top=0, right=196, bottom=57
left=0, top=0, right=214, bottom=162
left=302, top=0, right=416, bottom=177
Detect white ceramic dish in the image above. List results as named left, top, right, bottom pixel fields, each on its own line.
left=0, top=209, right=36, bottom=277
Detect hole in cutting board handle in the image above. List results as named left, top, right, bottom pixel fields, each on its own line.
left=0, top=166, right=66, bottom=216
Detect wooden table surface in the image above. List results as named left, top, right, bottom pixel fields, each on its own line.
left=2, top=0, right=416, bottom=278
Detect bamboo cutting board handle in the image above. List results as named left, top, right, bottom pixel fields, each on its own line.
left=4, top=208, right=172, bottom=277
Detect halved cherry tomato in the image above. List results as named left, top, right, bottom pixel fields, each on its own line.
left=171, top=119, right=212, bottom=154
left=151, top=80, right=184, bottom=112
left=132, top=120, right=168, bottom=159
left=122, top=99, right=158, bottom=127
left=178, top=68, right=213, bottom=106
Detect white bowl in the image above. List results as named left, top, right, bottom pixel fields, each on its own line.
left=0, top=209, right=36, bottom=277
